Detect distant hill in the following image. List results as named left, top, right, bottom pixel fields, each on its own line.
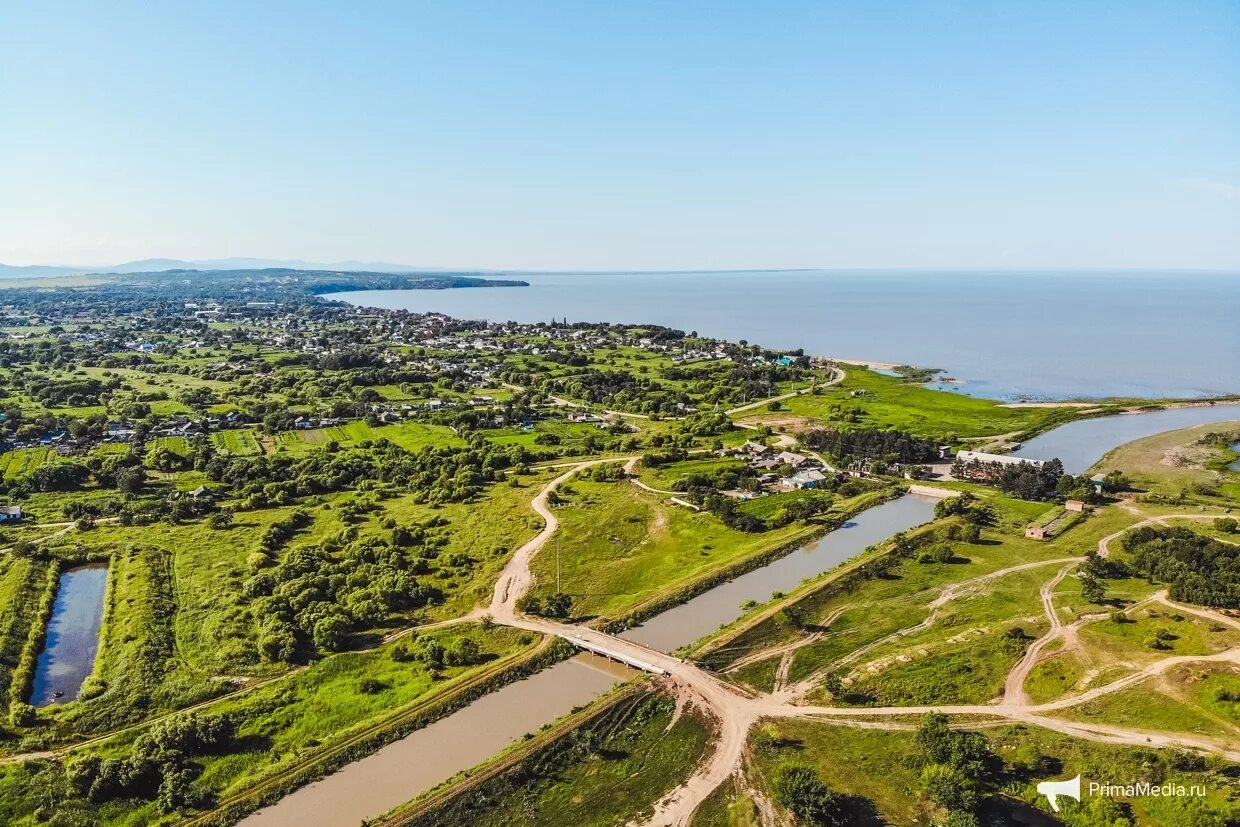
left=0, top=257, right=461, bottom=279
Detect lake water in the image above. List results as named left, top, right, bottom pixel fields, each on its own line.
left=1013, top=406, right=1240, bottom=475
left=329, top=270, right=1240, bottom=401
left=1230, top=442, right=1240, bottom=473
left=620, top=494, right=938, bottom=652
left=30, top=564, right=108, bottom=707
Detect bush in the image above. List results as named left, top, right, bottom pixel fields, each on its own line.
left=773, top=763, right=842, bottom=825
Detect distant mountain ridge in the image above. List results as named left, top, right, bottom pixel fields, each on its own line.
left=0, top=258, right=466, bottom=279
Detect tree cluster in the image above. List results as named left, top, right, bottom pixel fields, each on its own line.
left=1121, top=526, right=1240, bottom=608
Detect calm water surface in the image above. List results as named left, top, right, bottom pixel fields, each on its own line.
left=31, top=564, right=108, bottom=707
left=239, top=653, right=630, bottom=827
left=241, top=494, right=936, bottom=825
left=330, top=270, right=1240, bottom=400
left=1014, top=406, right=1240, bottom=475
left=620, top=494, right=938, bottom=652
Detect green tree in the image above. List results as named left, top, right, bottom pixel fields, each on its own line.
left=1080, top=570, right=1107, bottom=604
left=920, top=763, right=978, bottom=811
left=773, top=763, right=842, bottom=825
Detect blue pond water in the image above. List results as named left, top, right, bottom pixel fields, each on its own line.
left=30, top=563, right=108, bottom=707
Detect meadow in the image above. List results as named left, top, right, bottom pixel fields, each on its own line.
left=529, top=477, right=814, bottom=620
left=275, top=420, right=466, bottom=454
left=762, top=368, right=1084, bottom=440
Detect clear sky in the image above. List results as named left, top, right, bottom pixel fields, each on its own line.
left=2, top=1, right=1237, bottom=271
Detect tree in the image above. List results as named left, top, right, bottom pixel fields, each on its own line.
left=542, top=592, right=572, bottom=618
left=920, top=763, right=978, bottom=811
left=1215, top=517, right=1238, bottom=535
left=1080, top=569, right=1107, bottom=604
left=445, top=638, right=481, bottom=666
left=313, top=613, right=352, bottom=651
left=773, top=763, right=842, bottom=824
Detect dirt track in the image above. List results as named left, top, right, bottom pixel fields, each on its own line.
left=484, top=470, right=1240, bottom=825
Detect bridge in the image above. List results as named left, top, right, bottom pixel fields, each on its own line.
left=565, top=634, right=668, bottom=676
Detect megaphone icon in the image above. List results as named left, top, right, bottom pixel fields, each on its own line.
left=1036, top=775, right=1081, bottom=812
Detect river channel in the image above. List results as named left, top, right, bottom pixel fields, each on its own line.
left=239, top=405, right=1240, bottom=825
left=240, top=495, right=937, bottom=826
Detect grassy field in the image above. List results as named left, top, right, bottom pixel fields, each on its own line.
left=731, top=717, right=1240, bottom=827
left=39, top=545, right=223, bottom=740
left=31, top=472, right=548, bottom=684
left=636, top=455, right=746, bottom=490
left=146, top=434, right=191, bottom=458
left=704, top=500, right=1141, bottom=699
left=0, top=447, right=55, bottom=480
left=1060, top=662, right=1240, bottom=741
left=753, top=368, right=1081, bottom=440
left=736, top=489, right=837, bottom=521
left=210, top=428, right=263, bottom=456
left=408, top=690, right=711, bottom=827
left=483, top=420, right=621, bottom=455
left=0, top=624, right=540, bottom=826
left=530, top=478, right=812, bottom=620
left=0, top=557, right=49, bottom=719
left=276, top=420, right=466, bottom=454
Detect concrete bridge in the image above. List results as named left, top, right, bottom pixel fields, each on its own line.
left=565, top=634, right=668, bottom=675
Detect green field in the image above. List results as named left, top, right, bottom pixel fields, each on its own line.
left=0, top=447, right=55, bottom=480
left=725, top=717, right=1239, bottom=827
left=760, top=368, right=1083, bottom=440
left=0, top=624, right=541, bottom=826
left=210, top=428, right=263, bottom=456
left=530, top=477, right=814, bottom=619
left=276, top=420, right=466, bottom=453
left=1088, top=420, right=1240, bottom=501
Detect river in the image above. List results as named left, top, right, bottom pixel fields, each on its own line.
left=239, top=653, right=630, bottom=827
left=1013, top=405, right=1240, bottom=475
left=621, top=494, right=938, bottom=652
left=233, top=394, right=1238, bottom=824
left=239, top=494, right=937, bottom=826
left=30, top=563, right=108, bottom=707
left=327, top=270, right=1240, bottom=401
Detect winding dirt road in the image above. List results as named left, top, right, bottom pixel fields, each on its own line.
left=481, top=468, right=1240, bottom=825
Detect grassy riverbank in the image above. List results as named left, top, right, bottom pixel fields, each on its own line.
left=380, top=687, right=710, bottom=827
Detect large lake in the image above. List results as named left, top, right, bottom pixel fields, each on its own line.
left=329, top=270, right=1240, bottom=401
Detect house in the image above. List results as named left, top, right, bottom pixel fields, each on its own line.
left=0, top=505, right=22, bottom=522
left=953, top=450, right=1046, bottom=482
left=741, top=441, right=770, bottom=456
left=1064, top=499, right=1086, bottom=512
left=786, top=469, right=827, bottom=489
left=1024, top=525, right=1048, bottom=540
left=775, top=451, right=808, bottom=467
left=186, top=486, right=213, bottom=499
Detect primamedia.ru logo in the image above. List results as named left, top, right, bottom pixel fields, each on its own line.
left=1089, top=780, right=1207, bottom=798
left=1036, top=774, right=1206, bottom=812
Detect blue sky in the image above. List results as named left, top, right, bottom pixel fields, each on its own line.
left=2, top=1, right=1237, bottom=270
